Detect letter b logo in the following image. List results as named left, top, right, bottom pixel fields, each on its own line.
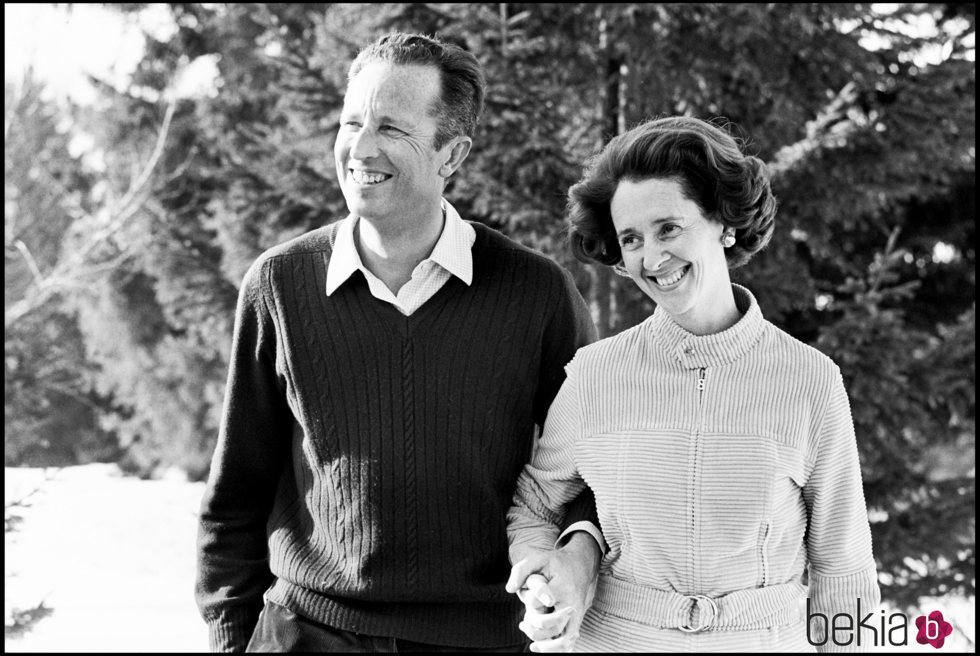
left=915, top=610, right=953, bottom=649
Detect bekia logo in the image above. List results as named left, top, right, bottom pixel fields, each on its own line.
left=915, top=610, right=954, bottom=649
left=807, top=599, right=955, bottom=648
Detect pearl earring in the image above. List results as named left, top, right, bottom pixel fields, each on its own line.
left=722, top=231, right=736, bottom=248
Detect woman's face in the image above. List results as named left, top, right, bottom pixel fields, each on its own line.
left=611, top=177, right=733, bottom=334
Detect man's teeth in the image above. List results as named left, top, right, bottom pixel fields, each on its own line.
left=655, top=267, right=687, bottom=286
left=351, top=170, right=390, bottom=184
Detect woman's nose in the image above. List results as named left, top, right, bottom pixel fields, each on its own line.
left=643, top=242, right=668, bottom=272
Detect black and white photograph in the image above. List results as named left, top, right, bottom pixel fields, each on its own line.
left=5, top=3, right=974, bottom=653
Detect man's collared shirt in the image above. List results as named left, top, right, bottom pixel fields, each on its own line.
left=325, top=199, right=475, bottom=316
left=324, top=200, right=606, bottom=554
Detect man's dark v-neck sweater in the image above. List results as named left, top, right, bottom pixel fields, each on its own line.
left=195, top=221, right=597, bottom=651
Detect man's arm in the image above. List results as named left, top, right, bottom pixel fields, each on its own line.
left=195, top=259, right=291, bottom=652
left=531, top=267, right=597, bottom=430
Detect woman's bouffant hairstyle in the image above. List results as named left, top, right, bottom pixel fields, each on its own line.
left=348, top=32, right=486, bottom=151
left=568, top=116, right=777, bottom=269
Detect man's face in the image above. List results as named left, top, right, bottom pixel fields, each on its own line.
left=334, top=62, right=454, bottom=230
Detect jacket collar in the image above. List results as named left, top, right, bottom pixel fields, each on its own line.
left=646, top=284, right=766, bottom=369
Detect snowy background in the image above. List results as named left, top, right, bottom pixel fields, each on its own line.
left=5, top=466, right=209, bottom=652
left=3, top=3, right=975, bottom=653
left=4, top=464, right=975, bottom=653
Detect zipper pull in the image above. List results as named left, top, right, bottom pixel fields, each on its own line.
left=697, top=368, right=706, bottom=392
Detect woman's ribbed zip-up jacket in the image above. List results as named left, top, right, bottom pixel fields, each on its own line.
left=508, top=285, right=880, bottom=651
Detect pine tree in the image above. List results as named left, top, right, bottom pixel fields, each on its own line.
left=4, top=72, right=117, bottom=466
left=17, top=2, right=971, bottom=614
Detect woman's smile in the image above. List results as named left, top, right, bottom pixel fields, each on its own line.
left=647, top=264, right=691, bottom=288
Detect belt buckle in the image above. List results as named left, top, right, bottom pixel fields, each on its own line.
left=679, top=594, right=718, bottom=632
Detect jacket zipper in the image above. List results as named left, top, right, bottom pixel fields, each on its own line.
left=691, top=367, right=707, bottom=591
left=760, top=520, right=772, bottom=587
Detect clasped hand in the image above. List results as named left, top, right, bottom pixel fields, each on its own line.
left=505, top=536, right=600, bottom=653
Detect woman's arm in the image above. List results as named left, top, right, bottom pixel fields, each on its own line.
left=803, top=367, right=881, bottom=653
left=507, top=359, right=601, bottom=650
left=508, top=360, right=589, bottom=562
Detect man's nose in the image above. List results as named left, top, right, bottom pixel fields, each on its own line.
left=348, top=126, right=379, bottom=160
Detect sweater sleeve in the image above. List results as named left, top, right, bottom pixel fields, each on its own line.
left=533, top=267, right=597, bottom=428
left=802, top=367, right=881, bottom=653
left=195, top=258, right=292, bottom=652
left=508, top=358, right=590, bottom=562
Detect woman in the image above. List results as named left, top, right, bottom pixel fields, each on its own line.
left=507, top=116, right=879, bottom=652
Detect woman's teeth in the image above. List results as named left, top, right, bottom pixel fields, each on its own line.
left=655, top=267, right=687, bottom=287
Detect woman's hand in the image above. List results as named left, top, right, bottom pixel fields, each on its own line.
left=505, top=534, right=601, bottom=652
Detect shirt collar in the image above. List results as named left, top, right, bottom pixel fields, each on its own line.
left=646, top=284, right=767, bottom=369
left=427, top=199, right=474, bottom=286
left=324, top=213, right=363, bottom=296
left=325, top=199, right=475, bottom=296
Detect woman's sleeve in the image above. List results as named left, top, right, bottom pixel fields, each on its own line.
left=507, top=358, right=590, bottom=562
left=803, top=367, right=881, bottom=652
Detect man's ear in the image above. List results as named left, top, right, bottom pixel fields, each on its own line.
left=438, top=136, right=473, bottom=178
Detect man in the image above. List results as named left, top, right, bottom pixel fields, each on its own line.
left=195, top=32, right=602, bottom=652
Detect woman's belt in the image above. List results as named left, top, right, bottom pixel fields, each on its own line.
left=591, top=575, right=806, bottom=632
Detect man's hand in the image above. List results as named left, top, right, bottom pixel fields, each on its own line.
left=505, top=533, right=601, bottom=652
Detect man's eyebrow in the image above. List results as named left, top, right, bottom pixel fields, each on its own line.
left=338, top=112, right=406, bottom=126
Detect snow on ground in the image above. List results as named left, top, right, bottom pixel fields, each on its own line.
left=3, top=464, right=976, bottom=652
left=5, top=464, right=209, bottom=653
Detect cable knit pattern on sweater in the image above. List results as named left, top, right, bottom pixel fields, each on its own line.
left=195, top=221, right=597, bottom=651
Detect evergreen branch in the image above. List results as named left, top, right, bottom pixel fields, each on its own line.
left=5, top=97, right=176, bottom=331
left=4, top=469, right=60, bottom=533
left=91, top=96, right=178, bottom=256
left=11, top=239, right=45, bottom=289
left=4, top=601, right=54, bottom=639
left=768, top=81, right=861, bottom=177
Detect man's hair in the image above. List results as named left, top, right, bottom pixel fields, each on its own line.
left=348, top=32, right=486, bottom=150
left=567, top=116, right=777, bottom=269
